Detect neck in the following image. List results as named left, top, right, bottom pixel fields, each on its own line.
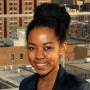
left=39, top=65, right=59, bottom=82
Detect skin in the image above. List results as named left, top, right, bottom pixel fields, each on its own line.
left=27, top=27, right=67, bottom=90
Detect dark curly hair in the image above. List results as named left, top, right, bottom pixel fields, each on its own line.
left=26, top=3, right=71, bottom=43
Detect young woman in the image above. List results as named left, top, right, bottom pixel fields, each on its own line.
left=19, top=3, right=90, bottom=90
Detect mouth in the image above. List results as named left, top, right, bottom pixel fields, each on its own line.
left=35, top=62, right=48, bottom=69
left=36, top=63, right=47, bottom=67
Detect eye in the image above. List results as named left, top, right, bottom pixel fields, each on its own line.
left=44, top=46, right=53, bottom=51
left=28, top=46, right=35, bottom=51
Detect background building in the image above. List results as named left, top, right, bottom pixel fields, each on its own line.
left=6, top=0, right=20, bottom=38
left=52, top=0, right=76, bottom=5
left=0, top=0, right=52, bottom=39
left=84, top=0, right=90, bottom=3
left=0, top=0, right=4, bottom=39
left=0, top=46, right=29, bottom=66
left=0, top=0, right=90, bottom=39
left=37, top=0, right=51, bottom=6
left=74, top=45, right=90, bottom=60
left=21, top=0, right=34, bottom=27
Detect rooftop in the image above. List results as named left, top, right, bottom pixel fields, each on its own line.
left=65, top=60, right=90, bottom=80
left=0, top=65, right=34, bottom=90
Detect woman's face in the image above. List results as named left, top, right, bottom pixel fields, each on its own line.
left=27, top=27, right=66, bottom=76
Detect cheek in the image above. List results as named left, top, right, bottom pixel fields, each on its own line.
left=28, top=51, right=35, bottom=63
left=46, top=51, right=60, bottom=65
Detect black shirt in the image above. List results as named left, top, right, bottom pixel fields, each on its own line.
left=19, top=67, right=90, bottom=90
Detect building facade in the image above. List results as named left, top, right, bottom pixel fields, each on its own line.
left=52, top=0, right=76, bottom=5
left=1, top=0, right=89, bottom=40
left=0, top=0, right=52, bottom=39
left=0, top=46, right=29, bottom=66
left=21, top=0, right=34, bottom=27
left=0, top=0, right=4, bottom=39
left=37, top=0, right=51, bottom=6
left=52, top=0, right=90, bottom=5
left=6, top=0, right=20, bottom=38
left=74, top=45, right=90, bottom=60
left=84, top=0, right=90, bottom=3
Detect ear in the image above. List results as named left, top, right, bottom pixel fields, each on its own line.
left=59, top=42, right=67, bottom=55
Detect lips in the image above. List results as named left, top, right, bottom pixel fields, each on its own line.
left=35, top=62, right=47, bottom=70
left=36, top=63, right=47, bottom=67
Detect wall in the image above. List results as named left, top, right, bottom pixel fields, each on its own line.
left=0, top=46, right=29, bottom=66
left=74, top=46, right=88, bottom=59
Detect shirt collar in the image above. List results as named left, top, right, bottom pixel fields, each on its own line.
left=53, top=65, right=68, bottom=90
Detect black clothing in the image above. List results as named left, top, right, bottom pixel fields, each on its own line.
left=19, top=67, right=90, bottom=90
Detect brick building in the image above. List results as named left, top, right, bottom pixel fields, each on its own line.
left=0, top=0, right=4, bottom=38
left=0, top=46, right=29, bottom=66
left=74, top=45, right=90, bottom=60
left=0, top=0, right=52, bottom=39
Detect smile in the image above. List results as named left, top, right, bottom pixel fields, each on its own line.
left=36, top=63, right=47, bottom=67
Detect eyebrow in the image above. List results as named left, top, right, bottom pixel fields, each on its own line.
left=27, top=42, right=53, bottom=46
left=27, top=42, right=36, bottom=46
left=43, top=42, right=53, bottom=45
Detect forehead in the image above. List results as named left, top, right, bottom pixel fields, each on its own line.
left=27, top=27, right=59, bottom=44
left=28, top=27, right=55, bottom=37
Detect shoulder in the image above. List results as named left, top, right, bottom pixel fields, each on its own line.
left=21, top=73, right=37, bottom=83
left=65, top=73, right=90, bottom=90
left=58, top=67, right=90, bottom=90
left=19, top=73, right=38, bottom=90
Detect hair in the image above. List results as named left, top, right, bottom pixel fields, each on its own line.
left=26, top=3, right=71, bottom=43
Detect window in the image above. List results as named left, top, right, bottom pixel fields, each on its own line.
left=14, top=3, right=17, bottom=5
left=0, top=27, right=2, bottom=30
left=20, top=53, right=24, bottom=59
left=9, top=3, right=12, bottom=5
left=25, top=2, right=28, bottom=5
left=9, top=7, right=13, bottom=10
left=14, top=7, right=17, bottom=10
left=0, top=32, right=2, bottom=34
left=11, top=54, right=15, bottom=60
left=29, top=2, right=32, bottom=5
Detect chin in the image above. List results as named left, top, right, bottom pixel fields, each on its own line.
left=37, top=70, right=48, bottom=76
left=38, top=72, right=47, bottom=75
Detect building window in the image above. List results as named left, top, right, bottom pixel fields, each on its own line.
left=9, top=3, right=12, bottom=5
left=9, top=7, right=13, bottom=10
left=11, top=54, right=15, bottom=60
left=0, top=22, right=2, bottom=25
left=29, top=2, right=32, bottom=5
left=0, top=32, right=2, bottom=34
left=14, top=7, right=17, bottom=10
left=14, top=3, right=17, bottom=5
left=25, top=2, right=28, bottom=5
left=0, top=27, right=2, bottom=30
left=20, top=53, right=24, bottom=59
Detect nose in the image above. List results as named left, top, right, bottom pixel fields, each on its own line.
left=35, top=49, right=44, bottom=60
